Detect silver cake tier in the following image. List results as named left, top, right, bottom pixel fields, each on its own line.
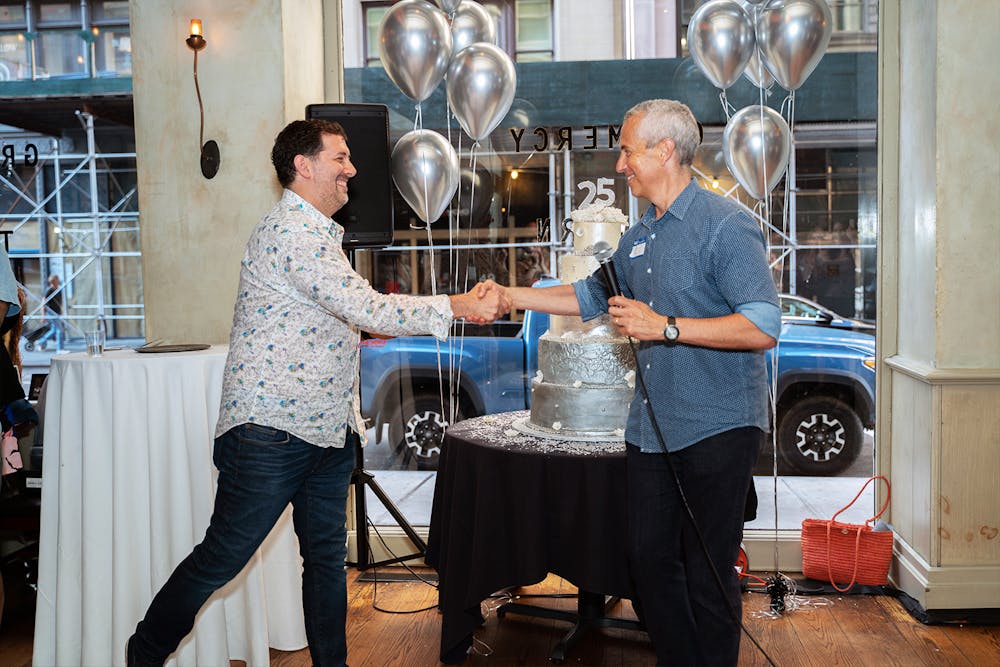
left=528, top=377, right=634, bottom=436
left=536, top=333, right=635, bottom=385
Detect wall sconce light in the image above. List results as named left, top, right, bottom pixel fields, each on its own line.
left=185, top=19, right=220, bottom=179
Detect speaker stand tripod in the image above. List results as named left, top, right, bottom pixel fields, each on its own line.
left=344, top=429, right=427, bottom=570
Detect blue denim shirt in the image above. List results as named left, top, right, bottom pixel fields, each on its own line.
left=573, top=180, right=780, bottom=453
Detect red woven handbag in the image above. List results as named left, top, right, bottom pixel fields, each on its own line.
left=801, top=475, right=893, bottom=592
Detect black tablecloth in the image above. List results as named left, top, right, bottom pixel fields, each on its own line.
left=426, top=411, right=630, bottom=663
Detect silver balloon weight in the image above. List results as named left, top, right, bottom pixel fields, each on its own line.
left=687, top=0, right=755, bottom=90
left=378, top=0, right=452, bottom=102
left=391, top=130, right=460, bottom=224
left=447, top=42, right=517, bottom=142
left=755, top=0, right=832, bottom=91
left=451, top=0, right=497, bottom=55
left=723, top=105, right=791, bottom=200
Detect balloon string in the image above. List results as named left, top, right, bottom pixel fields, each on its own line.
left=450, top=120, right=460, bottom=298
left=780, top=93, right=792, bottom=121
left=451, top=140, right=481, bottom=426
left=444, top=86, right=456, bottom=377
left=720, top=90, right=735, bottom=121
left=414, top=103, right=423, bottom=132
left=773, top=92, right=796, bottom=574
left=466, top=142, right=480, bottom=254
left=447, top=122, right=460, bottom=429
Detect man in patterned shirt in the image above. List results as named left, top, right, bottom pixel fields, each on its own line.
left=489, top=99, right=780, bottom=666
left=127, top=119, right=504, bottom=667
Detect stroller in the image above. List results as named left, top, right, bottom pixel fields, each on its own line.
left=22, top=324, right=54, bottom=352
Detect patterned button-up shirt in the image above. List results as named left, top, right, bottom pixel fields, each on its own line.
left=573, top=179, right=780, bottom=453
left=215, top=189, right=452, bottom=447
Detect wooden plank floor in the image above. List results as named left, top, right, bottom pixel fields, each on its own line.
left=3, top=568, right=999, bottom=666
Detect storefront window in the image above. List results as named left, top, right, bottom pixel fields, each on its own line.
left=92, top=26, right=130, bottom=76
left=363, top=3, right=389, bottom=67
left=0, top=1, right=131, bottom=80
left=342, top=1, right=878, bottom=531
left=513, top=0, right=552, bottom=61
left=35, top=29, right=85, bottom=78
left=0, top=32, right=28, bottom=80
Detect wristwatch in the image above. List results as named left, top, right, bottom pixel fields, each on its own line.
left=663, top=315, right=680, bottom=345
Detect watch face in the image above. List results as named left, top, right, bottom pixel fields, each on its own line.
left=664, top=325, right=679, bottom=341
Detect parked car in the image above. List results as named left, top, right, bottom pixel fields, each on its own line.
left=361, top=282, right=876, bottom=476
left=780, top=293, right=875, bottom=333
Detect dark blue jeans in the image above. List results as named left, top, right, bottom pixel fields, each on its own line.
left=626, top=427, right=762, bottom=667
left=131, top=423, right=356, bottom=667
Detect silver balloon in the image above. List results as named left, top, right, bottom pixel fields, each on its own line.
left=687, top=0, right=755, bottom=90
left=378, top=0, right=452, bottom=102
left=755, top=0, right=832, bottom=91
left=736, top=0, right=772, bottom=88
left=743, top=48, right=774, bottom=88
left=723, top=105, right=791, bottom=200
left=447, top=42, right=517, bottom=142
left=391, top=130, right=460, bottom=224
left=451, top=0, right=496, bottom=54
left=435, top=0, right=462, bottom=13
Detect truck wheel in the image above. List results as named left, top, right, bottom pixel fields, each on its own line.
left=396, top=394, right=463, bottom=471
left=777, top=396, right=863, bottom=476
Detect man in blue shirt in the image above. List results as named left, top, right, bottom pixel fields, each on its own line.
left=495, top=99, right=780, bottom=666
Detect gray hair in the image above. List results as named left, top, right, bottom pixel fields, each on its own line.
left=623, top=99, right=701, bottom=166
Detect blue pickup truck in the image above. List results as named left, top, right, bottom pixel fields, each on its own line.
left=360, top=286, right=876, bottom=476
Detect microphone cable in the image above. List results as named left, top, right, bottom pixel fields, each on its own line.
left=626, top=342, right=777, bottom=667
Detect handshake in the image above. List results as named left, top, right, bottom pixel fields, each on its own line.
left=450, top=279, right=512, bottom=325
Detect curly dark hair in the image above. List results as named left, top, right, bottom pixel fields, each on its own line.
left=271, top=119, right=348, bottom=187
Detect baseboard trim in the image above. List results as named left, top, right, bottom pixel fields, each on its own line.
left=893, top=537, right=1000, bottom=610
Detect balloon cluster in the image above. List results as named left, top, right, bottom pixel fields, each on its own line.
left=379, top=0, right=516, bottom=224
left=688, top=0, right=832, bottom=200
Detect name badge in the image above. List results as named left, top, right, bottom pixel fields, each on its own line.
left=630, top=238, right=646, bottom=258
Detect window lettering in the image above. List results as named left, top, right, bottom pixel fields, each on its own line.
left=512, top=125, right=621, bottom=152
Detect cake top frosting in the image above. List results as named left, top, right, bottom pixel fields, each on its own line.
left=567, top=202, right=629, bottom=256
left=569, top=202, right=629, bottom=226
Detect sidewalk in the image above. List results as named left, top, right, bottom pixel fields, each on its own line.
left=360, top=468, right=880, bottom=532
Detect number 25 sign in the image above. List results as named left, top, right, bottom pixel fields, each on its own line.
left=577, top=178, right=615, bottom=208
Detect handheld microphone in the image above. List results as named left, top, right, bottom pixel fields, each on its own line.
left=592, top=240, right=622, bottom=297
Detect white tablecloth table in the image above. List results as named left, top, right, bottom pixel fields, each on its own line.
left=33, top=346, right=307, bottom=667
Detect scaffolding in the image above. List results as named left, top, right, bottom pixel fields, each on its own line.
left=1, top=111, right=143, bottom=349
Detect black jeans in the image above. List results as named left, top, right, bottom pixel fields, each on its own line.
left=131, top=423, right=356, bottom=666
left=626, top=427, right=762, bottom=667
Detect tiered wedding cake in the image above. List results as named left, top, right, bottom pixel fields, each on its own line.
left=523, top=202, right=635, bottom=440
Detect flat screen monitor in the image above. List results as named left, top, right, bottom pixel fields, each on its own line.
left=305, top=103, right=394, bottom=250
